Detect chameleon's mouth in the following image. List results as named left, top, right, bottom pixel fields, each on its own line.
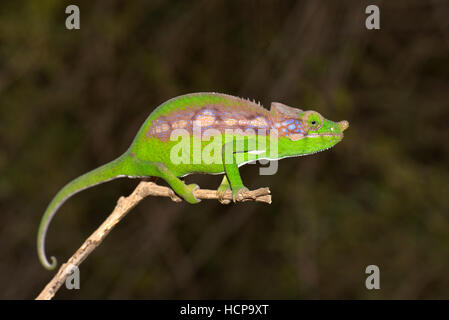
left=307, top=133, right=344, bottom=139
left=288, top=132, right=343, bottom=141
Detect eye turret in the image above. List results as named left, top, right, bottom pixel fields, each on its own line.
left=302, top=111, right=323, bottom=131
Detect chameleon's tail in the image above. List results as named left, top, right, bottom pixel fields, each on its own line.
left=37, top=153, right=131, bottom=270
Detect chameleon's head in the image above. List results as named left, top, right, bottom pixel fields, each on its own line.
left=270, top=102, right=349, bottom=155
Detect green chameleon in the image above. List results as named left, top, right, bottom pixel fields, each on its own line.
left=37, top=92, right=349, bottom=270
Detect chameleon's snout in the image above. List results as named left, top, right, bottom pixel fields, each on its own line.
left=338, top=120, right=349, bottom=132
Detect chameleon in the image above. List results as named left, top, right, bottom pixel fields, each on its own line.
left=37, top=92, right=349, bottom=270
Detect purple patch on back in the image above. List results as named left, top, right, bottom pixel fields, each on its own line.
left=146, top=102, right=305, bottom=140
left=146, top=103, right=274, bottom=140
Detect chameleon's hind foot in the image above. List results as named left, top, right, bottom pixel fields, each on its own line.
left=183, top=183, right=201, bottom=204
left=153, top=162, right=201, bottom=204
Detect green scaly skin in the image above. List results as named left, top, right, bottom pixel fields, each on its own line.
left=37, top=92, right=349, bottom=270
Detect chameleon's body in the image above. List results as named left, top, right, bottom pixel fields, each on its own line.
left=38, top=92, right=349, bottom=270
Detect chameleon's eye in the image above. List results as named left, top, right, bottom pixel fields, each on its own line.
left=303, top=111, right=323, bottom=131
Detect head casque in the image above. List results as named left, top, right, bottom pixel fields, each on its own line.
left=270, top=102, right=349, bottom=157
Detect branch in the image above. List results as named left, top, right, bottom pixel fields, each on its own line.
left=35, top=181, right=271, bottom=300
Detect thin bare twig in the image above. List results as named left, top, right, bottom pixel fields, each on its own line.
left=35, top=181, right=271, bottom=300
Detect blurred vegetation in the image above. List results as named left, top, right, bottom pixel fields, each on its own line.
left=1, top=0, right=449, bottom=299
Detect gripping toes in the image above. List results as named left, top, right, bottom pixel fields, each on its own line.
left=217, top=186, right=231, bottom=205
left=232, top=186, right=249, bottom=202
left=184, top=183, right=201, bottom=204
left=217, top=176, right=232, bottom=204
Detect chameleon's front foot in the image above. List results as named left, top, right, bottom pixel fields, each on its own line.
left=217, top=186, right=249, bottom=203
left=183, top=183, right=201, bottom=204
left=217, top=175, right=249, bottom=203
left=217, top=185, right=231, bottom=205
left=217, top=176, right=232, bottom=204
left=232, top=186, right=250, bottom=202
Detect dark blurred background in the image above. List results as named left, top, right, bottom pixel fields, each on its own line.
left=1, top=0, right=449, bottom=299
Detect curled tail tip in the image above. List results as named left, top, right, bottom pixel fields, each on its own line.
left=41, top=256, right=58, bottom=271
